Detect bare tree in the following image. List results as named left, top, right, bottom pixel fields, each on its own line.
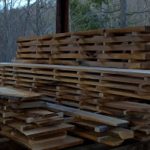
left=0, top=0, right=56, bottom=62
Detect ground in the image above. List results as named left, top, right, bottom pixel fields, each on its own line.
left=0, top=139, right=150, bottom=150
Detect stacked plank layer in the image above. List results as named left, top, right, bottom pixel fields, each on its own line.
left=47, top=103, right=133, bottom=147
left=1, top=63, right=150, bottom=104
left=16, top=26, right=150, bottom=69
left=0, top=87, right=83, bottom=150
left=0, top=63, right=105, bottom=111
left=101, top=100, right=150, bottom=141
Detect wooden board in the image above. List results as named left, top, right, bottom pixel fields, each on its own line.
left=46, top=103, right=128, bottom=127
left=0, top=127, right=83, bottom=150
left=0, top=87, right=41, bottom=98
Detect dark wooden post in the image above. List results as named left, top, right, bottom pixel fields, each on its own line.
left=56, top=0, right=69, bottom=33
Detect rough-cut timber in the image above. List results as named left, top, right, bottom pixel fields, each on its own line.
left=46, top=102, right=128, bottom=127
left=101, top=99, right=150, bottom=142
left=1, top=63, right=150, bottom=104
left=0, top=87, right=83, bottom=150
left=15, top=26, right=150, bottom=69
left=0, top=86, right=41, bottom=98
left=46, top=103, right=133, bottom=147
left=0, top=87, right=132, bottom=147
left=2, top=26, right=150, bottom=148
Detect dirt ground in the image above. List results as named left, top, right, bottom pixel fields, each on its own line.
left=0, top=140, right=150, bottom=150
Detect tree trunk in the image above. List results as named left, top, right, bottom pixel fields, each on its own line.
left=120, top=0, right=127, bottom=27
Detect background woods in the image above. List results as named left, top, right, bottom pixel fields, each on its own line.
left=0, top=0, right=150, bottom=62
left=0, top=0, right=56, bottom=62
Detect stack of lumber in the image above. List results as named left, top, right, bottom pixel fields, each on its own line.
left=0, top=86, right=83, bottom=150
left=1, top=63, right=150, bottom=105
left=1, top=26, right=150, bottom=148
left=47, top=100, right=150, bottom=144
left=16, top=26, right=150, bottom=69
left=0, top=63, right=104, bottom=110
left=101, top=99, right=150, bottom=142
left=72, top=117, right=133, bottom=147
left=0, top=63, right=150, bottom=145
left=46, top=102, right=133, bottom=147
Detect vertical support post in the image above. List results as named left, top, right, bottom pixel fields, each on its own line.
left=56, top=0, right=69, bottom=33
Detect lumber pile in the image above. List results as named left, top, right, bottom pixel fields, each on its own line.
left=0, top=63, right=150, bottom=104
left=0, top=63, right=150, bottom=146
left=101, top=99, right=150, bottom=142
left=46, top=103, right=133, bottom=147
left=1, top=26, right=150, bottom=148
left=0, top=63, right=104, bottom=110
left=46, top=100, right=150, bottom=143
left=72, top=117, right=133, bottom=147
left=0, top=87, right=83, bottom=150
left=47, top=99, right=150, bottom=144
left=16, top=26, right=150, bottom=69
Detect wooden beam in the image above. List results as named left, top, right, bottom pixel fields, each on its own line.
left=46, top=103, right=128, bottom=127
left=2, top=62, right=150, bottom=76
left=0, top=86, right=41, bottom=98
left=56, top=0, right=69, bottom=33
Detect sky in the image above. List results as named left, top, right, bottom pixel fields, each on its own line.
left=0, top=0, right=36, bottom=9
left=14, top=0, right=36, bottom=7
